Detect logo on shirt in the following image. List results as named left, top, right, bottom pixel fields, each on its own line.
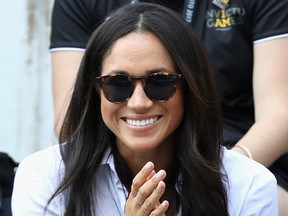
left=206, top=7, right=245, bottom=31
left=213, top=0, right=229, bottom=10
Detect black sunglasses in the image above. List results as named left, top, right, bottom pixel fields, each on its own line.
left=95, top=72, right=182, bottom=103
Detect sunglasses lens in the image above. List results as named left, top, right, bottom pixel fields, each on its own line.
left=102, top=75, right=133, bottom=103
left=145, top=74, right=178, bottom=101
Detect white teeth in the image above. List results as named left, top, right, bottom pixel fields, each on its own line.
left=126, top=117, right=158, bottom=127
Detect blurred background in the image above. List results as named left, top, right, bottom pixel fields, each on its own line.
left=0, top=0, right=56, bottom=163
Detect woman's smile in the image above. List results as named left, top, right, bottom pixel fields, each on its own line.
left=124, top=116, right=160, bottom=127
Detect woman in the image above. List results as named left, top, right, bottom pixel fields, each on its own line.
left=12, top=3, right=277, bottom=215
left=51, top=1, right=288, bottom=214
left=50, top=2, right=288, bottom=213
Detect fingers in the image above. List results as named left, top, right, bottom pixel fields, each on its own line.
left=135, top=170, right=166, bottom=205
left=149, top=200, right=169, bottom=215
left=126, top=162, right=169, bottom=215
left=130, top=161, right=155, bottom=197
left=139, top=180, right=167, bottom=214
left=134, top=181, right=168, bottom=215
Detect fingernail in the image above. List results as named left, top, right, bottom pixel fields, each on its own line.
left=155, top=170, right=164, bottom=179
left=157, top=182, right=163, bottom=190
left=144, top=161, right=152, bottom=170
left=161, top=200, right=169, bottom=208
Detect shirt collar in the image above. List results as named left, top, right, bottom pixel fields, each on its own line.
left=100, top=147, right=126, bottom=189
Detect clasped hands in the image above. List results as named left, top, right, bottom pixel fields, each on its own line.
left=125, top=162, right=169, bottom=216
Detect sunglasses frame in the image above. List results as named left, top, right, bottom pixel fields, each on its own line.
left=95, top=72, right=182, bottom=103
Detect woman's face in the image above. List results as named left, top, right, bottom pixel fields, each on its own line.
left=100, top=32, right=184, bottom=158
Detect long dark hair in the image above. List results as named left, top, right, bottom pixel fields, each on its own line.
left=49, top=3, right=228, bottom=215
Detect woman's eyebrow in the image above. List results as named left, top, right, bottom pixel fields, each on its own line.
left=103, top=68, right=175, bottom=76
left=105, top=70, right=129, bottom=75
left=146, top=67, right=173, bottom=73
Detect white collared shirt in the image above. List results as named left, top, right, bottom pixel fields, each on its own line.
left=12, top=145, right=278, bottom=215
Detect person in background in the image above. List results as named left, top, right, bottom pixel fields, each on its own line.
left=0, top=152, right=18, bottom=216
left=50, top=0, right=288, bottom=215
left=12, top=3, right=277, bottom=215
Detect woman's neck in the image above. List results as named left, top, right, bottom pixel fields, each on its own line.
left=128, top=145, right=177, bottom=176
left=117, top=136, right=178, bottom=176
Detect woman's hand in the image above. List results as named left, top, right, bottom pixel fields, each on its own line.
left=125, top=162, right=169, bottom=215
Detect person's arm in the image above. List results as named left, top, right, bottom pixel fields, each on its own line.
left=232, top=37, right=288, bottom=166
left=51, top=51, right=84, bottom=136
left=50, top=0, right=96, bottom=137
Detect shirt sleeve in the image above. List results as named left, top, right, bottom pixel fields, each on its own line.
left=11, top=147, right=64, bottom=216
left=223, top=149, right=278, bottom=215
left=50, top=0, right=131, bottom=51
left=247, top=0, right=288, bottom=42
left=50, top=0, right=102, bottom=50
left=237, top=169, right=278, bottom=215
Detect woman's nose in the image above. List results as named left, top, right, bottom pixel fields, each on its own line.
left=127, top=81, right=153, bottom=111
